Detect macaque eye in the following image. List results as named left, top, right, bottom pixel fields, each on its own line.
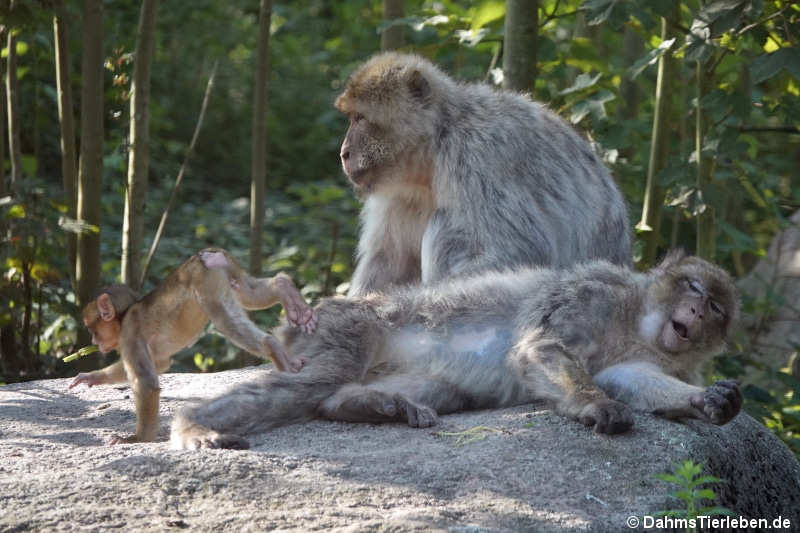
left=709, top=300, right=725, bottom=316
left=688, top=279, right=704, bottom=295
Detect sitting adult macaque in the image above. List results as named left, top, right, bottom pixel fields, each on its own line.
left=171, top=251, right=742, bottom=450
left=69, top=247, right=317, bottom=444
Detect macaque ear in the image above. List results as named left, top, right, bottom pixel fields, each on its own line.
left=407, top=70, right=430, bottom=102
left=96, top=293, right=117, bottom=322
left=654, top=248, right=687, bottom=273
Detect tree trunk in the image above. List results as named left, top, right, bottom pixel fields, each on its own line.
left=503, top=0, right=539, bottom=93
left=381, top=0, right=405, bottom=51
left=6, top=16, right=22, bottom=186
left=637, top=12, right=677, bottom=268
left=54, top=0, right=79, bottom=290
left=0, top=26, right=6, bottom=200
left=249, top=0, right=272, bottom=276
left=618, top=25, right=643, bottom=121
left=121, top=0, right=158, bottom=290
left=695, top=60, right=716, bottom=261
left=76, top=0, right=104, bottom=316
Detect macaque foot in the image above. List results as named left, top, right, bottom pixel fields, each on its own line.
left=286, top=356, right=308, bottom=373
left=277, top=276, right=318, bottom=334
left=393, top=394, right=438, bottom=428
left=691, top=379, right=742, bottom=425
left=578, top=399, right=633, bottom=434
left=183, top=431, right=250, bottom=450
left=108, top=434, right=148, bottom=445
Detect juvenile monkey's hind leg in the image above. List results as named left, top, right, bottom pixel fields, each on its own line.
left=197, top=287, right=305, bottom=372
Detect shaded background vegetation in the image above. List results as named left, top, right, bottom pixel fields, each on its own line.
left=1, top=1, right=799, bottom=453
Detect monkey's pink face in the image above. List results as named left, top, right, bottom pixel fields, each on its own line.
left=659, top=278, right=727, bottom=353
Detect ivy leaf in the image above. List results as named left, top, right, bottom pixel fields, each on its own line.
left=559, top=73, right=602, bottom=95
left=628, top=38, right=675, bottom=80
left=751, top=48, right=800, bottom=84
left=568, top=90, right=615, bottom=124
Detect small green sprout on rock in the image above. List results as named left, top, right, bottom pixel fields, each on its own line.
left=654, top=459, right=734, bottom=533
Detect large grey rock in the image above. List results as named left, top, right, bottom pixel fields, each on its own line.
left=1, top=367, right=798, bottom=532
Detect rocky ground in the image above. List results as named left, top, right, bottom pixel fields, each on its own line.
left=1, top=367, right=798, bottom=532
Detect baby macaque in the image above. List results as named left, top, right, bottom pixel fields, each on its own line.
left=69, top=247, right=316, bottom=444
left=172, top=250, right=741, bottom=449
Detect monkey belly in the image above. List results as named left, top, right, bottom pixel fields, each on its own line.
left=382, top=323, right=520, bottom=405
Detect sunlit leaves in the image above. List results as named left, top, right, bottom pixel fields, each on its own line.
left=471, top=0, right=505, bottom=31
left=628, top=38, right=675, bottom=80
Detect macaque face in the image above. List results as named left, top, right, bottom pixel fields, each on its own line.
left=339, top=113, right=392, bottom=192
left=83, top=314, right=121, bottom=353
left=659, top=277, right=729, bottom=354
left=82, top=294, right=122, bottom=353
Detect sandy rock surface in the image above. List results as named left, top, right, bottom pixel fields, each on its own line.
left=1, top=367, right=799, bottom=532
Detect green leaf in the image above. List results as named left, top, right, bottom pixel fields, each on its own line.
left=584, top=0, right=616, bottom=26
left=694, top=489, right=718, bottom=500
left=751, top=48, right=800, bottom=84
left=655, top=473, right=680, bottom=483
left=559, top=73, right=602, bottom=95
left=698, top=506, right=736, bottom=517
left=568, top=90, right=615, bottom=123
left=471, top=0, right=505, bottom=30
left=628, top=38, right=675, bottom=80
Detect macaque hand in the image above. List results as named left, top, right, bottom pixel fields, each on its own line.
left=278, top=277, right=317, bottom=334
left=690, top=379, right=742, bottom=425
left=265, top=335, right=307, bottom=373
left=578, top=399, right=634, bottom=434
left=68, top=372, right=104, bottom=390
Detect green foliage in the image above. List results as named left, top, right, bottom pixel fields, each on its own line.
left=654, top=460, right=734, bottom=533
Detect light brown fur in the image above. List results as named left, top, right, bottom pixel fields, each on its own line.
left=70, top=247, right=316, bottom=444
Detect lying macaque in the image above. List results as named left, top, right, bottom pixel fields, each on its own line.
left=69, top=247, right=316, bottom=444
left=172, top=250, right=742, bottom=449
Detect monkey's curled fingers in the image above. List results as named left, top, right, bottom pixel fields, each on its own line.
left=68, top=372, right=103, bottom=390
left=578, top=399, right=634, bottom=434
left=277, top=277, right=317, bottom=333
left=265, top=335, right=307, bottom=373
left=690, top=380, right=742, bottom=425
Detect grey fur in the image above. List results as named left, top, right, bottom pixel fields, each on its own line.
left=335, top=53, right=631, bottom=296
left=171, top=253, right=740, bottom=449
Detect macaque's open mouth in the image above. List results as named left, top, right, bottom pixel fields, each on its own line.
left=672, top=321, right=689, bottom=340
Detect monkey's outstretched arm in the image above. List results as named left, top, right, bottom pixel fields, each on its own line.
left=510, top=336, right=633, bottom=434
left=68, top=360, right=127, bottom=389
left=592, top=361, right=742, bottom=425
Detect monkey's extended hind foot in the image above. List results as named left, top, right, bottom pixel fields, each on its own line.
left=393, top=394, right=438, bottom=428
left=171, top=423, right=250, bottom=450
